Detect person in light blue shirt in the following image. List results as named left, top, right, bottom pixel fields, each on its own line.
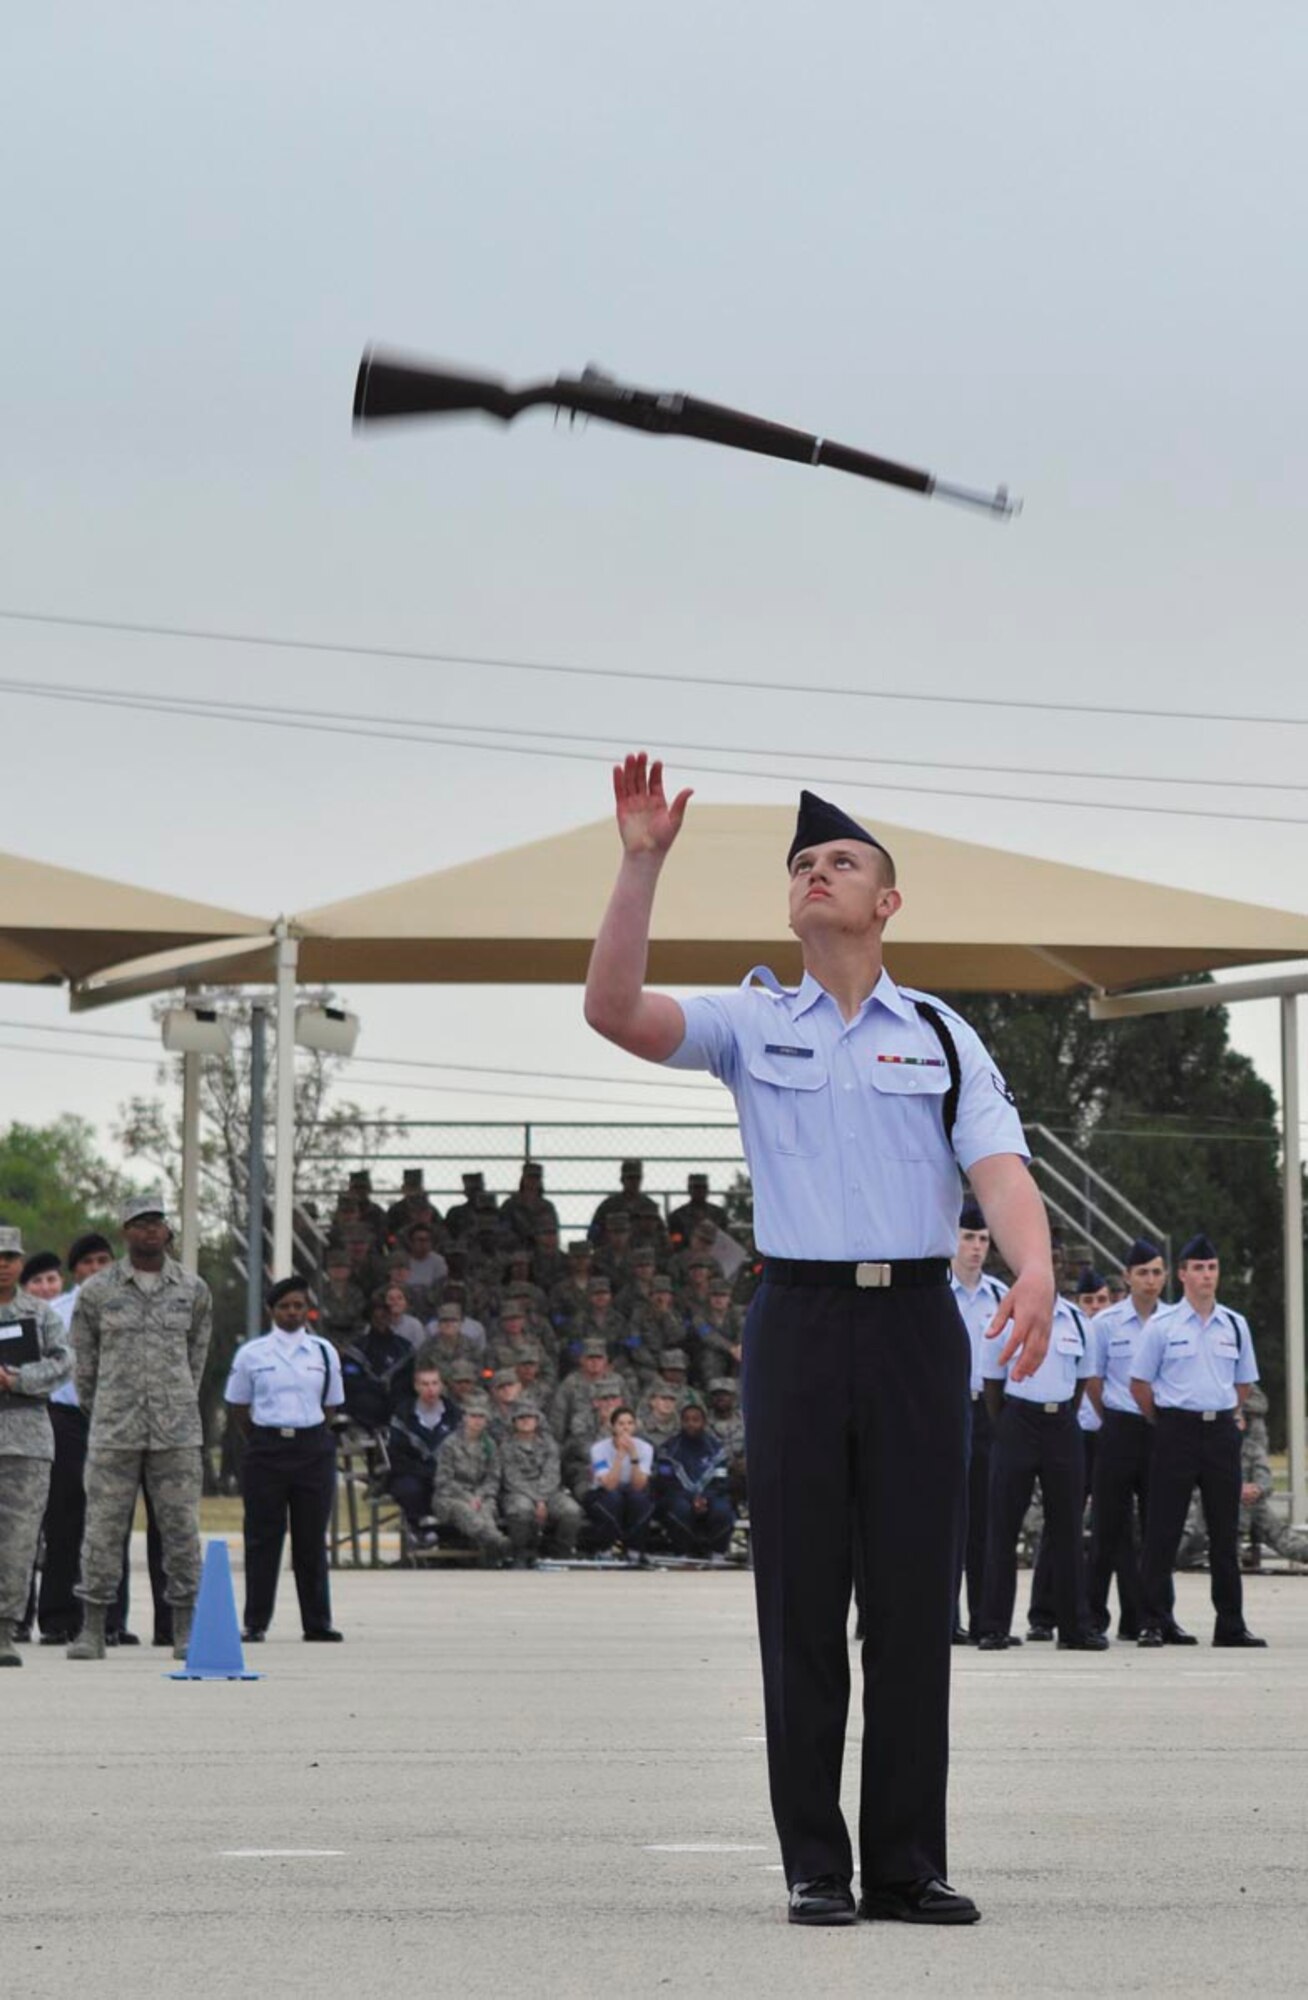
left=1025, top=1267, right=1112, bottom=1642
left=1131, top=1235, right=1264, bottom=1648
left=1082, top=1238, right=1169, bottom=1640
left=978, top=1295, right=1103, bottom=1651
left=225, top=1278, right=345, bottom=1643
left=585, top=757, right=1056, bottom=1930
left=949, top=1202, right=1008, bottom=1643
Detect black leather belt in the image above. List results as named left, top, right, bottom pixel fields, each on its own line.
left=250, top=1421, right=328, bottom=1439
left=1157, top=1407, right=1235, bottom=1424
left=1004, top=1395, right=1072, bottom=1416
left=762, top=1257, right=950, bottom=1290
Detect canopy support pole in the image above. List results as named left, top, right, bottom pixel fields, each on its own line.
left=247, top=1000, right=268, bottom=1339
left=1282, top=994, right=1306, bottom=1525
left=179, top=1045, right=201, bottom=1275
left=273, top=925, right=299, bottom=1276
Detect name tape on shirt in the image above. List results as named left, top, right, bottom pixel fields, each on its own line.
left=763, top=1044, right=813, bottom=1059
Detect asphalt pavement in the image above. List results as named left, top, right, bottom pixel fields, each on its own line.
left=3, top=1554, right=1305, bottom=1998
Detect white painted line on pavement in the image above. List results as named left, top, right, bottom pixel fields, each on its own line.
left=644, top=1843, right=769, bottom=1853
left=219, top=1849, right=345, bottom=1858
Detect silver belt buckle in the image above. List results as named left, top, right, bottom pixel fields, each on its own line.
left=1043, top=1402, right=1059, bottom=1415
left=279, top=1426, right=296, bottom=1439
left=1202, top=1410, right=1217, bottom=1423
left=855, top=1261, right=892, bottom=1289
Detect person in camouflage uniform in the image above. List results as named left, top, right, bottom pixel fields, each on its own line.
left=68, top=1194, right=211, bottom=1663
left=422, top=1301, right=483, bottom=1380
left=444, top=1357, right=483, bottom=1408
left=670, top=1220, right=726, bottom=1295
left=591, top=1211, right=639, bottom=1295
left=433, top=1393, right=507, bottom=1565
left=589, top=1159, right=662, bottom=1239
left=688, top=1276, right=746, bottom=1388
left=499, top=1163, right=560, bottom=1249
left=509, top=1339, right=554, bottom=1405
left=666, top=1173, right=729, bottom=1252
left=653, top=1350, right=705, bottom=1414
left=637, top=1380, right=683, bottom=1452
left=0, top=1227, right=73, bottom=1665
left=316, top=1245, right=369, bottom=1348
left=628, top=1274, right=685, bottom=1371
left=530, top=1220, right=569, bottom=1296
left=548, top=1341, right=611, bottom=1440
left=487, top=1368, right=525, bottom=1446
left=1177, top=1385, right=1308, bottom=1568
left=488, top=1302, right=553, bottom=1386
left=499, top=1399, right=582, bottom=1564
left=706, top=1377, right=747, bottom=1506
left=563, top=1380, right=627, bottom=1498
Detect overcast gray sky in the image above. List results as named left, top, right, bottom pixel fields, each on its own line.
left=3, top=3, right=1306, bottom=1195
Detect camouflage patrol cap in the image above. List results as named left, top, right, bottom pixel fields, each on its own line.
left=505, top=1280, right=536, bottom=1299
left=512, top=1397, right=542, bottom=1421
left=592, top=1375, right=624, bottom=1401
left=708, top=1377, right=738, bottom=1398
left=587, top=1274, right=612, bottom=1294
left=688, top=1256, right=716, bottom=1273
left=498, top=1300, right=527, bottom=1320
left=630, top=1247, right=657, bottom=1267
left=490, top=1368, right=519, bottom=1391
left=647, top=1379, right=677, bottom=1403
left=568, top=1240, right=593, bottom=1258
left=447, top=1359, right=478, bottom=1382
left=651, top=1273, right=673, bottom=1291
left=514, top=1338, right=544, bottom=1362
left=708, top=1274, right=732, bottom=1295
left=660, top=1349, right=688, bottom=1372
left=505, top=1243, right=531, bottom=1262
left=580, top=1337, right=609, bottom=1359
left=462, top=1390, right=492, bottom=1415
left=436, top=1302, right=464, bottom=1323
left=0, top=1225, right=24, bottom=1256
left=121, top=1191, right=168, bottom=1225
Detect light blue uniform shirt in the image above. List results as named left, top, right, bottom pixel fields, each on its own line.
left=225, top=1329, right=345, bottom=1429
left=665, top=967, right=1027, bottom=1259
left=984, top=1296, right=1091, bottom=1406
left=950, top=1271, right=1008, bottom=1396
left=1087, top=1298, right=1161, bottom=1416
left=50, top=1288, right=80, bottom=1407
left=1130, top=1299, right=1257, bottom=1412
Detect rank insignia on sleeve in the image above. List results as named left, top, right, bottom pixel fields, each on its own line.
left=991, top=1073, right=1017, bottom=1106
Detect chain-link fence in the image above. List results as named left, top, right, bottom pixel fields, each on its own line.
left=299, top=1122, right=750, bottom=1235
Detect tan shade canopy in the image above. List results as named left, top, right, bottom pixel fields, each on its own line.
left=0, top=849, right=269, bottom=985
left=72, top=805, right=1308, bottom=1003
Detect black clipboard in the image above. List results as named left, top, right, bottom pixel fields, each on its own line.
left=0, top=1317, right=40, bottom=1368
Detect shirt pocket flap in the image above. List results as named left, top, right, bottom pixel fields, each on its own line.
left=746, top=1049, right=828, bottom=1090
left=869, top=1061, right=950, bottom=1099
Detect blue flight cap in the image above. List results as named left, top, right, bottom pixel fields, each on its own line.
left=1178, top=1232, right=1220, bottom=1264
left=1076, top=1266, right=1108, bottom=1295
left=268, top=1275, right=312, bottom=1307
left=787, top=790, right=892, bottom=871
left=958, top=1200, right=987, bottom=1232
left=1124, top=1237, right=1164, bottom=1269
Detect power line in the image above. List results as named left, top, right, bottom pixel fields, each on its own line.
left=4, top=674, right=1308, bottom=829
left=7, top=671, right=1308, bottom=799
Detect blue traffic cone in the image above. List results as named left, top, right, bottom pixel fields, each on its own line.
left=169, top=1539, right=261, bottom=1681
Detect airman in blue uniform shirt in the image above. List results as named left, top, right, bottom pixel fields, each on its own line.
left=1130, top=1235, right=1265, bottom=1649
left=949, top=1201, right=1006, bottom=1642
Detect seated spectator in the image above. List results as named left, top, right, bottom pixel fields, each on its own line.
left=637, top=1379, right=682, bottom=1451
left=402, top=1221, right=448, bottom=1309
left=531, top=1220, right=568, bottom=1294
left=444, top=1358, right=482, bottom=1408
left=490, top=1302, right=555, bottom=1387
left=384, top=1168, right=439, bottom=1242
left=630, top=1273, right=685, bottom=1367
left=676, top=1254, right=721, bottom=1318
left=584, top=1274, right=630, bottom=1359
left=342, top=1224, right=388, bottom=1298
left=667, top=1173, right=729, bottom=1251
left=423, top=1299, right=481, bottom=1377
left=502, top=1279, right=555, bottom=1361
left=590, top=1158, right=661, bottom=1239
left=706, top=1378, right=747, bottom=1505
left=444, top=1171, right=499, bottom=1241
left=500, top=1162, right=560, bottom=1248
left=511, top=1340, right=554, bottom=1402
left=616, top=1244, right=658, bottom=1317
left=347, top=1169, right=387, bottom=1240
left=655, top=1349, right=704, bottom=1413
left=592, top=1210, right=637, bottom=1292
left=688, top=1275, right=745, bottom=1387
left=653, top=1403, right=735, bottom=1558
left=317, top=1246, right=368, bottom=1348
left=438, top=1280, right=487, bottom=1355
left=388, top=1362, right=461, bottom=1546
left=583, top=1404, right=655, bottom=1560
left=550, top=1241, right=596, bottom=1344
left=340, top=1299, right=416, bottom=1432
left=549, top=1341, right=611, bottom=1442
left=433, top=1392, right=507, bottom=1567
left=629, top=1206, right=671, bottom=1262
left=379, top=1281, right=427, bottom=1352
left=487, top=1368, right=524, bottom=1444
left=499, top=1399, right=582, bottom=1566
left=563, top=1377, right=626, bottom=1494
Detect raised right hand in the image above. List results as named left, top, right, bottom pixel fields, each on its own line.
left=613, top=753, right=693, bottom=858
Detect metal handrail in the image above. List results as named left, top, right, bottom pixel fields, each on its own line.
left=1027, top=1123, right=1169, bottom=1242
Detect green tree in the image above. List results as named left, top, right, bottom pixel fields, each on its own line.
left=0, top=1116, right=138, bottom=1260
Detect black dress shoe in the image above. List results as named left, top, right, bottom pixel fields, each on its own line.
left=951, top=1625, right=971, bottom=1646
left=976, top=1633, right=1009, bottom=1651
left=860, top=1877, right=980, bottom=1925
left=1161, top=1623, right=1198, bottom=1646
left=1026, top=1623, right=1055, bottom=1642
left=1212, top=1628, right=1268, bottom=1648
left=1058, top=1631, right=1110, bottom=1651
left=788, top=1876, right=856, bottom=1926
left=12, top=1624, right=32, bottom=1644
left=242, top=1629, right=267, bottom=1643
left=39, top=1630, right=76, bottom=1646
left=303, top=1628, right=344, bottom=1643
left=114, top=1630, right=141, bottom=1647
left=1117, top=1623, right=1141, bottom=1641
left=1137, top=1627, right=1166, bottom=1648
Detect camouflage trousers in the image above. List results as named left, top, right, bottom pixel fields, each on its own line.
left=434, top=1497, right=508, bottom=1566
left=79, top=1448, right=202, bottom=1607
left=502, top=1490, right=582, bottom=1556
left=0, top=1458, right=51, bottom=1622
left=1179, top=1490, right=1308, bottom=1567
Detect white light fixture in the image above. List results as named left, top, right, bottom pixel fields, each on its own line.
left=161, top=1004, right=234, bottom=1056
left=294, top=1004, right=360, bottom=1057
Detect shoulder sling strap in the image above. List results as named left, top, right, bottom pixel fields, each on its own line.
left=913, top=999, right=961, bottom=1147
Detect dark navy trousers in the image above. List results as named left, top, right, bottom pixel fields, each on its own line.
left=957, top=1394, right=993, bottom=1635
left=1141, top=1409, right=1244, bottom=1637
left=742, top=1280, right=968, bottom=1892
left=1086, top=1409, right=1151, bottom=1633
left=241, top=1426, right=336, bottom=1635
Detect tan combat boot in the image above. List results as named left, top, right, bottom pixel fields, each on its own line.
left=171, top=1603, right=195, bottom=1661
left=67, top=1605, right=107, bottom=1660
left=0, top=1618, right=22, bottom=1666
